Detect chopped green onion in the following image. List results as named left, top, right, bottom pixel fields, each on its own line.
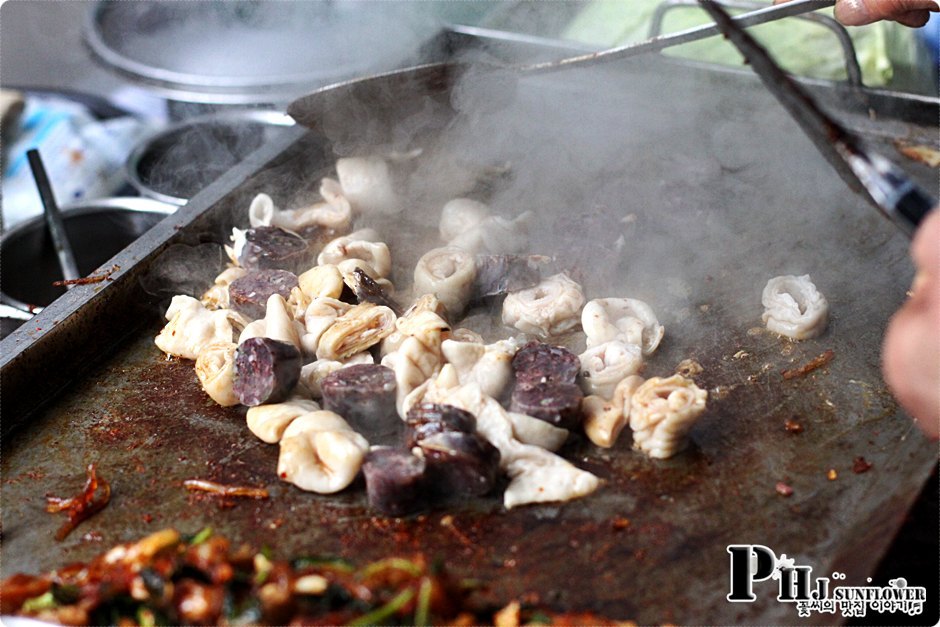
left=136, top=607, right=157, bottom=627
left=254, top=553, right=273, bottom=585
left=360, top=557, right=423, bottom=579
left=347, top=588, right=415, bottom=626
left=189, top=526, right=213, bottom=545
left=22, top=591, right=57, bottom=612
left=414, top=577, right=433, bottom=626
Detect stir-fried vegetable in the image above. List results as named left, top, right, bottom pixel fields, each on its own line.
left=0, top=528, right=628, bottom=625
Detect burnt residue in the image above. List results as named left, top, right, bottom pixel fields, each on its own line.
left=2, top=58, right=937, bottom=624
left=2, top=291, right=931, bottom=624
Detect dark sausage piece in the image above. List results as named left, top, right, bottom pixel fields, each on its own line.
left=349, top=267, right=401, bottom=315
left=510, top=381, right=583, bottom=430
left=233, top=337, right=302, bottom=406
left=320, top=364, right=400, bottom=445
left=362, top=447, right=430, bottom=517
left=238, top=226, right=312, bottom=273
left=474, top=254, right=542, bottom=299
left=404, top=402, right=476, bottom=448
left=228, top=269, right=299, bottom=319
left=511, top=341, right=581, bottom=386
left=419, top=431, right=500, bottom=497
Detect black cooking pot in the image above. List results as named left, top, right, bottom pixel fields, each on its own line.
left=0, top=197, right=174, bottom=312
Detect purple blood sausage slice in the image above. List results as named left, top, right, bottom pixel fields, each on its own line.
left=233, top=337, right=302, bottom=406
left=362, top=447, right=430, bottom=516
left=320, top=364, right=399, bottom=443
left=418, top=431, right=500, bottom=497
left=511, top=341, right=580, bottom=386
left=239, top=226, right=312, bottom=273
left=509, top=380, right=583, bottom=430
left=404, top=402, right=476, bottom=448
left=228, top=269, right=299, bottom=319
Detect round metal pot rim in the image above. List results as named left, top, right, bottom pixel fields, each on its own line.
left=124, top=109, right=295, bottom=207
left=82, top=2, right=382, bottom=98
left=0, top=197, right=175, bottom=313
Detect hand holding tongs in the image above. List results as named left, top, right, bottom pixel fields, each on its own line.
left=698, top=1, right=935, bottom=237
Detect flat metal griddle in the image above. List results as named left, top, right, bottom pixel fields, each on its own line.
left=2, top=55, right=937, bottom=624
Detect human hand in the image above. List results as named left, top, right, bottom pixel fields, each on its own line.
left=882, top=209, right=940, bottom=439
left=774, top=0, right=940, bottom=27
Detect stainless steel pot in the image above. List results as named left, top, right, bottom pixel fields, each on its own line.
left=82, top=1, right=451, bottom=108
left=125, top=110, right=294, bottom=206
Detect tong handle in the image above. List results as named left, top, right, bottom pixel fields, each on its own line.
left=850, top=149, right=936, bottom=236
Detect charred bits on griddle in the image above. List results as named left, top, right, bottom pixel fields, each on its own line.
left=852, top=456, right=873, bottom=474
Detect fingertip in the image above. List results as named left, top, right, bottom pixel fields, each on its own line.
left=911, top=208, right=940, bottom=274
left=835, top=0, right=877, bottom=25
left=893, top=9, right=931, bottom=27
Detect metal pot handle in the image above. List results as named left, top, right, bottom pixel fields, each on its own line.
left=648, top=0, right=864, bottom=88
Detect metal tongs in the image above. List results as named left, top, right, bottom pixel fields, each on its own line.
left=698, top=1, right=935, bottom=236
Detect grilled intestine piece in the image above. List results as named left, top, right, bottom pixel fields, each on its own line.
left=502, top=273, right=585, bottom=338
left=422, top=381, right=600, bottom=508
left=297, top=264, right=343, bottom=301
left=299, top=351, right=374, bottom=398
left=583, top=375, right=644, bottom=448
left=246, top=397, right=321, bottom=443
left=441, top=336, right=525, bottom=400
left=761, top=274, right=829, bottom=340
left=194, top=342, right=239, bottom=406
left=383, top=337, right=444, bottom=417
left=317, top=232, right=392, bottom=279
left=629, top=374, right=707, bottom=459
left=380, top=295, right=448, bottom=356
left=155, top=295, right=248, bottom=360
left=448, top=212, right=533, bottom=255
left=413, top=247, right=477, bottom=318
left=277, top=410, right=370, bottom=494
left=298, top=265, right=345, bottom=300
left=201, top=267, right=248, bottom=310
left=439, top=198, right=491, bottom=241
left=248, top=186, right=352, bottom=233
left=238, top=294, right=305, bottom=354
left=505, top=411, right=568, bottom=452
left=303, top=297, right=352, bottom=352
left=316, top=303, right=397, bottom=361
left=578, top=340, right=643, bottom=398
left=336, top=157, right=398, bottom=215
left=581, top=298, right=665, bottom=356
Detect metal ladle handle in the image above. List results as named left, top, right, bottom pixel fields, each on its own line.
left=26, top=149, right=81, bottom=286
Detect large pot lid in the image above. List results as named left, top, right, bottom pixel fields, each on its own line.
left=83, top=1, right=449, bottom=103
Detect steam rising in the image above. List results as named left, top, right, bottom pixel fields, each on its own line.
left=141, top=243, right=226, bottom=300
left=148, top=44, right=908, bottom=379
left=96, top=2, right=445, bottom=88
left=287, top=52, right=905, bottom=373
